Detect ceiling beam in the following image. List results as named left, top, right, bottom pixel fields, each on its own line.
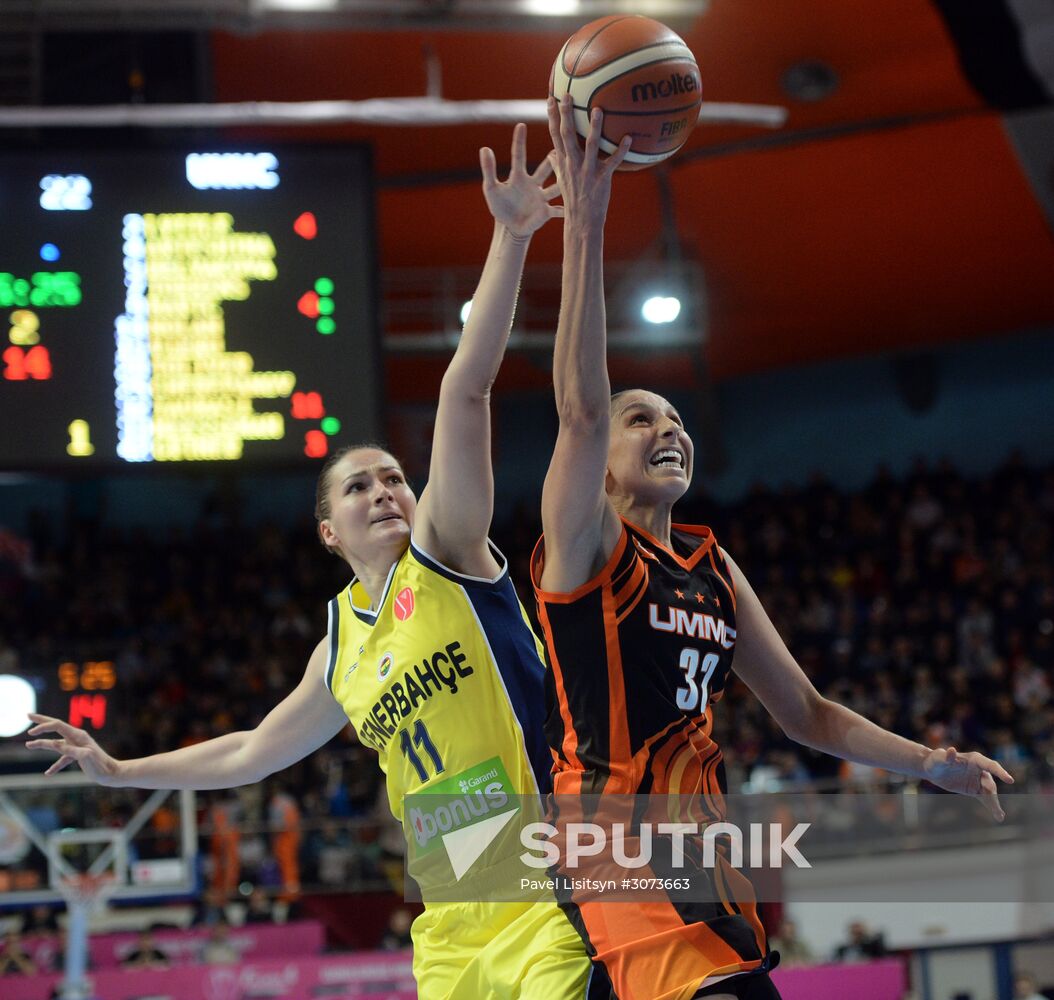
left=7, top=0, right=708, bottom=33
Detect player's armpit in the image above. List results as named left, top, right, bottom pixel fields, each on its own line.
left=538, top=423, right=621, bottom=593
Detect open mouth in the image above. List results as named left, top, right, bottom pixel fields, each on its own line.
left=372, top=513, right=402, bottom=524
left=650, top=448, right=685, bottom=469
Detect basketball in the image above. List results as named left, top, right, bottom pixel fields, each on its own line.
left=549, top=15, right=702, bottom=171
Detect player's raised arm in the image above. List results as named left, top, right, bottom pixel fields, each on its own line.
left=26, top=637, right=348, bottom=790
left=413, top=123, right=562, bottom=574
left=539, top=95, right=631, bottom=593
left=724, top=549, right=1015, bottom=821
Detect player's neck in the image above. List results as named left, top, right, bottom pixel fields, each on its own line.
left=615, top=499, right=675, bottom=550
left=351, top=548, right=404, bottom=611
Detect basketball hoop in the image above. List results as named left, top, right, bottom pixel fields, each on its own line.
left=55, top=874, right=117, bottom=1000
left=57, top=872, right=118, bottom=914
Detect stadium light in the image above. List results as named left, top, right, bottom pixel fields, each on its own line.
left=259, top=0, right=340, bottom=9
left=524, top=0, right=581, bottom=14
left=641, top=295, right=682, bottom=325
left=460, top=300, right=473, bottom=324
left=0, top=675, right=36, bottom=737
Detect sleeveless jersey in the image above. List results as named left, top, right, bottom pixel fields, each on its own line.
left=531, top=518, right=738, bottom=804
left=325, top=538, right=552, bottom=822
left=531, top=520, right=770, bottom=999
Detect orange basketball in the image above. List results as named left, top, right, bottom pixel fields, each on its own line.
left=549, top=15, right=702, bottom=171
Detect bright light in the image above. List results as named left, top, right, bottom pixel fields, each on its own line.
left=460, top=300, right=473, bottom=324
left=524, top=0, right=581, bottom=13
left=0, top=675, right=36, bottom=737
left=259, top=0, right=339, bottom=9
left=641, top=295, right=682, bottom=324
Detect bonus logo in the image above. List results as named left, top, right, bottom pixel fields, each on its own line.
left=405, top=758, right=518, bottom=881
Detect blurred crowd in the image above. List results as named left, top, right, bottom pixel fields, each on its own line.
left=1, top=452, right=1052, bottom=895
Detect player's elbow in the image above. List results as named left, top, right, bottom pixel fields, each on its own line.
left=440, top=362, right=493, bottom=407
left=778, top=689, right=830, bottom=748
left=230, top=732, right=278, bottom=786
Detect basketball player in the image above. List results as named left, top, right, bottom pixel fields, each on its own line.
left=530, top=94, right=1015, bottom=1000
left=27, top=125, right=599, bottom=1000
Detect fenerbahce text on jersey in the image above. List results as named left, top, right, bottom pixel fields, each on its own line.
left=531, top=519, right=739, bottom=801
left=325, top=538, right=553, bottom=822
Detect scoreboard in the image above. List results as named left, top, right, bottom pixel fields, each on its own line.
left=0, top=146, right=378, bottom=468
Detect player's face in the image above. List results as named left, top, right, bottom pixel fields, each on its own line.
left=606, top=390, right=693, bottom=502
left=321, top=448, right=416, bottom=564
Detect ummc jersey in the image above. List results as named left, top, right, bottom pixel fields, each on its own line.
left=531, top=520, right=771, bottom=1000
left=326, top=539, right=552, bottom=822
left=531, top=519, right=738, bottom=805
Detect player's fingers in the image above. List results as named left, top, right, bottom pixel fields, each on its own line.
left=976, top=754, right=1015, bottom=784
left=532, top=154, right=555, bottom=184
left=25, top=738, right=67, bottom=753
left=549, top=205, right=565, bottom=219
left=944, top=747, right=958, bottom=763
left=605, top=133, right=633, bottom=173
left=541, top=182, right=562, bottom=201
left=559, top=95, right=580, bottom=163
left=546, top=97, right=564, bottom=157
left=27, top=714, right=67, bottom=734
left=583, top=107, right=603, bottom=166
left=28, top=717, right=82, bottom=742
left=45, top=755, right=77, bottom=777
left=980, top=779, right=1005, bottom=822
left=510, top=122, right=527, bottom=175
left=479, top=147, right=497, bottom=187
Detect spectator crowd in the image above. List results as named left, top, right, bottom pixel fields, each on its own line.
left=1, top=452, right=1052, bottom=895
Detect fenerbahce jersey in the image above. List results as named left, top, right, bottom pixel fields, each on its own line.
left=325, top=538, right=553, bottom=823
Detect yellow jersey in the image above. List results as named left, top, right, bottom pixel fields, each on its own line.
left=325, top=537, right=552, bottom=822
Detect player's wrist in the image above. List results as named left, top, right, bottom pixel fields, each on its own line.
left=496, top=222, right=534, bottom=245
left=102, top=756, right=131, bottom=787
left=563, top=218, right=605, bottom=247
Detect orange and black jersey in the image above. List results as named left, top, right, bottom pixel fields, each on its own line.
left=530, top=518, right=738, bottom=803
left=531, top=520, right=773, bottom=1000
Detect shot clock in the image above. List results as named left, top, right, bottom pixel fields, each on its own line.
left=57, top=660, right=118, bottom=730
left=0, top=146, right=379, bottom=468
left=0, top=661, right=121, bottom=740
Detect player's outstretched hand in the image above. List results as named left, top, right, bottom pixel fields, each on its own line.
left=922, top=746, right=1014, bottom=822
left=546, top=94, right=631, bottom=230
left=480, top=122, right=563, bottom=239
left=25, top=713, right=122, bottom=785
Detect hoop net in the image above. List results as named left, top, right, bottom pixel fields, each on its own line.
left=57, top=873, right=118, bottom=913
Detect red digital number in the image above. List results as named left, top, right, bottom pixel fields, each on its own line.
left=69, top=694, right=107, bottom=729
left=3, top=346, right=27, bottom=380
left=304, top=430, right=328, bottom=459
left=25, top=345, right=52, bottom=379
left=3, top=345, right=52, bottom=380
left=291, top=391, right=325, bottom=420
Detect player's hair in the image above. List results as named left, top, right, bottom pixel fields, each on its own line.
left=314, top=442, right=409, bottom=557
left=609, top=390, right=633, bottom=418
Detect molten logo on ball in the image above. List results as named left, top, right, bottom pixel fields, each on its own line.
left=631, top=73, right=699, bottom=103
left=549, top=14, right=702, bottom=170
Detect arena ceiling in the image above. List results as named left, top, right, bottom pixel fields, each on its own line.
left=13, top=1, right=1054, bottom=399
